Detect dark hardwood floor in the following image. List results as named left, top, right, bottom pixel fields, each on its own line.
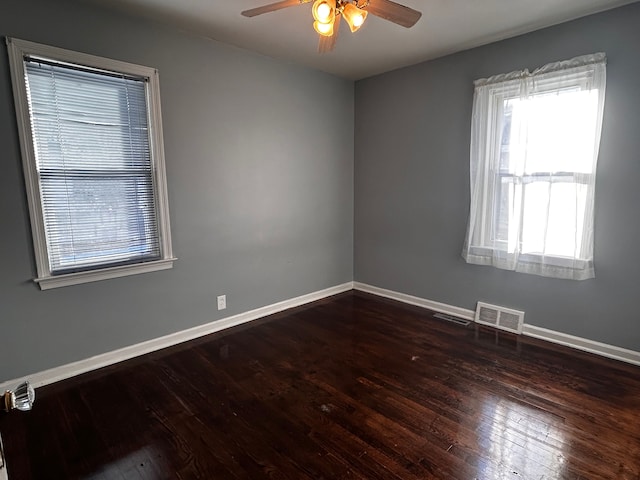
left=2, top=291, right=640, bottom=479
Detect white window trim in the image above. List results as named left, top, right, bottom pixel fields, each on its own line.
left=478, top=80, right=595, bottom=259
left=6, top=37, right=176, bottom=290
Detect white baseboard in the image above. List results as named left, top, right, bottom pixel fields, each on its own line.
left=353, top=282, right=476, bottom=320
left=4, top=281, right=638, bottom=393
left=354, top=282, right=640, bottom=367
left=0, top=282, right=354, bottom=392
left=522, top=324, right=640, bottom=366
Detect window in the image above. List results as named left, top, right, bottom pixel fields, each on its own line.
left=462, top=54, right=606, bottom=280
left=7, top=38, right=175, bottom=289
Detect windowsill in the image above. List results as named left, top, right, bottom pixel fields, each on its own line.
left=469, top=245, right=588, bottom=266
left=35, top=258, right=177, bottom=290
left=464, top=244, right=596, bottom=279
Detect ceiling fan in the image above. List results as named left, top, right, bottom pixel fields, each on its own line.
left=241, top=0, right=422, bottom=53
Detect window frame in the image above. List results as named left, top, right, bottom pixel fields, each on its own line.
left=6, top=37, right=175, bottom=290
left=471, top=74, right=598, bottom=270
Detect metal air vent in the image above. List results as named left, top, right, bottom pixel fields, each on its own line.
left=475, top=302, right=524, bottom=334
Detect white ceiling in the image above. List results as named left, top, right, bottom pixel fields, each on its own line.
left=80, top=0, right=639, bottom=79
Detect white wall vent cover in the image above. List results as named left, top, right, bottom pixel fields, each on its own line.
left=475, top=302, right=525, bottom=334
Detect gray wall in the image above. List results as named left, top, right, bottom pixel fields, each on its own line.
left=3, top=0, right=638, bottom=384
left=355, top=3, right=640, bottom=351
left=0, top=0, right=354, bottom=382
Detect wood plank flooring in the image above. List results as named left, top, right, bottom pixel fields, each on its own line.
left=1, top=291, right=639, bottom=479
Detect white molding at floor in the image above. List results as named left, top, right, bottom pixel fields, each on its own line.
left=0, top=282, right=355, bottom=392
left=354, top=282, right=640, bottom=367
left=522, top=324, right=640, bottom=366
left=4, top=281, right=638, bottom=392
left=353, top=282, right=476, bottom=320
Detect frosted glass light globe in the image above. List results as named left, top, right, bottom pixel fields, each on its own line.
left=316, top=2, right=331, bottom=21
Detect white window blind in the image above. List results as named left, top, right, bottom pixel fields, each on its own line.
left=462, top=53, right=606, bottom=280
left=26, top=59, right=160, bottom=273
left=7, top=38, right=174, bottom=289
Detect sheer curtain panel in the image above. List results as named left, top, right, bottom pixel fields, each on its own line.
left=462, top=53, right=607, bottom=280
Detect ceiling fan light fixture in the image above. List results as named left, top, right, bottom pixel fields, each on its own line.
left=242, top=0, right=422, bottom=53
left=341, top=3, right=368, bottom=32
left=312, top=0, right=335, bottom=23
left=313, top=19, right=334, bottom=36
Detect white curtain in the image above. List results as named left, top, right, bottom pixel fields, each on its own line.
left=462, top=53, right=607, bottom=280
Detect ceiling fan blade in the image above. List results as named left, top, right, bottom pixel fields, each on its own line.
left=363, top=0, right=422, bottom=28
left=241, top=0, right=311, bottom=17
left=318, top=14, right=340, bottom=53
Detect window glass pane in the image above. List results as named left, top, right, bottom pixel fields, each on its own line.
left=545, top=182, right=587, bottom=258
left=25, top=59, right=159, bottom=274
left=27, top=63, right=150, bottom=172
left=499, top=102, right=513, bottom=172
left=506, top=89, right=599, bottom=175
left=496, top=87, right=598, bottom=258
left=521, top=181, right=587, bottom=258
left=494, top=177, right=514, bottom=244
left=40, top=175, right=159, bottom=271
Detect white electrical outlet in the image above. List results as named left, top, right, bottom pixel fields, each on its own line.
left=217, top=295, right=226, bottom=310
